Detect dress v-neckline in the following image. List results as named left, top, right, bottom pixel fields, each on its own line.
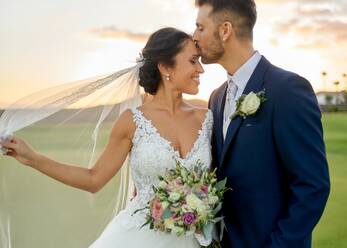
left=135, top=108, right=210, bottom=160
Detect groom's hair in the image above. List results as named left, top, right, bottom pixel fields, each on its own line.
left=195, top=0, right=257, bottom=40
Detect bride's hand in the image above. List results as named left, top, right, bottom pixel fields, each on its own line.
left=0, top=136, right=40, bottom=167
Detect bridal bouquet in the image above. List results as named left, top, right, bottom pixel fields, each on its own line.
left=135, top=160, right=229, bottom=247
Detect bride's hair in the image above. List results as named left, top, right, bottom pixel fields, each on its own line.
left=139, top=27, right=191, bottom=95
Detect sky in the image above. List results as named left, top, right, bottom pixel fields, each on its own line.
left=1, top=0, right=347, bottom=107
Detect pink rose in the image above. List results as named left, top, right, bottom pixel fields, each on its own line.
left=175, top=178, right=183, bottom=186
left=201, top=185, right=209, bottom=194
left=166, top=182, right=175, bottom=192
left=151, top=198, right=164, bottom=220
left=182, top=186, right=191, bottom=195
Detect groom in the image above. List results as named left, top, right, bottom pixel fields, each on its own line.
left=193, top=0, right=330, bottom=247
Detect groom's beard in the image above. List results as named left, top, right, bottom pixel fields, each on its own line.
left=199, top=30, right=225, bottom=64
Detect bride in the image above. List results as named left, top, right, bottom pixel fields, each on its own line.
left=0, top=27, right=214, bottom=247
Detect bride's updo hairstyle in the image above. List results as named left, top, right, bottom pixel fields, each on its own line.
left=139, top=27, right=191, bottom=95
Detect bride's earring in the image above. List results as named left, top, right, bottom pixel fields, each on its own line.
left=165, top=74, right=170, bottom=81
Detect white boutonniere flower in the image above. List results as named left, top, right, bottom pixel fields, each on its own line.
left=230, top=90, right=267, bottom=120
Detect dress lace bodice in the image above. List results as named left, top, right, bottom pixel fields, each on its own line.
left=116, top=108, right=213, bottom=229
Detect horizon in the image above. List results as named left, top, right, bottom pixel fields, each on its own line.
left=1, top=0, right=347, bottom=108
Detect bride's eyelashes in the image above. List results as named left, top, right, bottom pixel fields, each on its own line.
left=190, top=59, right=198, bottom=65
left=190, top=55, right=200, bottom=65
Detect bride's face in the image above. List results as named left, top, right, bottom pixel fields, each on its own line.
left=167, top=40, right=204, bottom=95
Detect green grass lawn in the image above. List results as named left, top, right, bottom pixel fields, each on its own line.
left=0, top=123, right=122, bottom=248
left=0, top=113, right=346, bottom=247
left=313, top=113, right=347, bottom=247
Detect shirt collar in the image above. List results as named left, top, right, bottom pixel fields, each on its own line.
left=227, top=51, right=262, bottom=89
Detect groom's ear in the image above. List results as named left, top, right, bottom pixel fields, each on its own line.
left=219, top=21, right=233, bottom=42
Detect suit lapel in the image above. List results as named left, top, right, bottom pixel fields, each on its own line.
left=220, top=56, right=271, bottom=168
left=214, top=82, right=228, bottom=164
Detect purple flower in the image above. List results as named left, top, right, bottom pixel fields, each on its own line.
left=183, top=212, right=196, bottom=225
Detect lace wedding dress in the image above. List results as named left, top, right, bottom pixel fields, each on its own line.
left=89, top=108, right=213, bottom=248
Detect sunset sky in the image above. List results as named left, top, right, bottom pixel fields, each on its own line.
left=1, top=0, right=347, bottom=107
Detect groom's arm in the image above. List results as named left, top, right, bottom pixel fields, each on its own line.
left=268, top=74, right=330, bottom=247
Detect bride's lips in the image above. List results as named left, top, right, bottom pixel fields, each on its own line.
left=192, top=76, right=200, bottom=84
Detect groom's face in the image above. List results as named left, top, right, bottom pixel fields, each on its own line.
left=193, top=4, right=224, bottom=64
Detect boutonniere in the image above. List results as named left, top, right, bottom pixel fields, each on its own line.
left=230, top=90, right=267, bottom=120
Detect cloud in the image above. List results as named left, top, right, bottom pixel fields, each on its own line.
left=295, top=6, right=333, bottom=16
left=316, top=20, right=347, bottom=47
left=89, top=26, right=149, bottom=42
left=276, top=19, right=347, bottom=49
left=294, top=18, right=345, bottom=40
left=269, top=0, right=347, bottom=49
left=259, top=0, right=330, bottom=4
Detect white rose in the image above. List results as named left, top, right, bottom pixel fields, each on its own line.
left=168, top=192, right=181, bottom=202
left=172, top=226, right=185, bottom=236
left=186, top=193, right=203, bottom=210
left=239, top=92, right=260, bottom=115
left=196, top=204, right=209, bottom=217
left=161, top=201, right=170, bottom=210
left=164, top=217, right=175, bottom=230
left=208, top=195, right=219, bottom=205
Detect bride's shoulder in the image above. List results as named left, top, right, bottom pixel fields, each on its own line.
left=110, top=109, right=136, bottom=139
left=194, top=108, right=209, bottom=120
left=119, top=109, right=136, bottom=121
left=184, top=103, right=210, bottom=122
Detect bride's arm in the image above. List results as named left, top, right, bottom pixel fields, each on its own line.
left=0, top=110, right=135, bottom=193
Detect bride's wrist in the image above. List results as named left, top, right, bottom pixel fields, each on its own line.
left=29, top=152, right=44, bottom=168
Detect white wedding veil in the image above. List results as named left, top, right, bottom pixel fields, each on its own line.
left=0, top=60, right=144, bottom=247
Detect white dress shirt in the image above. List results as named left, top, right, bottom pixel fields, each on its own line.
left=223, top=51, right=262, bottom=139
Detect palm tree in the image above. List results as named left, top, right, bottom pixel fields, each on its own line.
left=321, top=71, right=328, bottom=91
left=325, top=94, right=333, bottom=105
left=333, top=81, right=340, bottom=105
left=343, top=73, right=347, bottom=91
left=343, top=74, right=347, bottom=104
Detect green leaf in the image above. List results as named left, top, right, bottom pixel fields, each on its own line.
left=202, top=222, right=213, bottom=240
left=211, top=203, right=222, bottom=216
left=140, top=218, right=152, bottom=229
left=152, top=185, right=157, bottom=193
left=215, top=178, right=227, bottom=191
left=162, top=208, right=172, bottom=219
left=132, top=206, right=148, bottom=216
left=211, top=216, right=224, bottom=223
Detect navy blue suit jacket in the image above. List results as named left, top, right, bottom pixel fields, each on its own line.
left=208, top=57, right=330, bottom=248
